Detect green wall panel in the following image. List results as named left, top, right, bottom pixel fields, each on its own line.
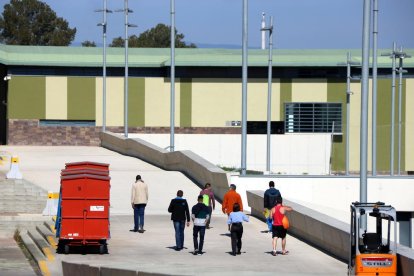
left=377, top=79, right=392, bottom=173
left=280, top=79, right=292, bottom=120
left=128, top=78, right=145, bottom=127
left=180, top=78, right=192, bottom=127
left=8, top=76, right=46, bottom=119
left=327, top=80, right=346, bottom=172
left=67, top=77, right=95, bottom=120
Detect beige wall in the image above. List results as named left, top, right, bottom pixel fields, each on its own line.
left=45, top=77, right=67, bottom=119
left=406, top=79, right=414, bottom=171
left=349, top=82, right=361, bottom=172
left=246, top=80, right=280, bottom=121
left=192, top=79, right=241, bottom=127
left=291, top=79, right=327, bottom=102
left=145, top=78, right=180, bottom=127
left=99, top=78, right=124, bottom=127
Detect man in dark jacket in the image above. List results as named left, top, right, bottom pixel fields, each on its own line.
left=168, top=190, right=190, bottom=251
left=263, top=181, right=281, bottom=232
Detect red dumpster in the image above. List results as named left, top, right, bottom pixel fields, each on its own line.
left=65, top=161, right=109, bottom=171
left=57, top=173, right=110, bottom=254
left=61, top=168, right=109, bottom=177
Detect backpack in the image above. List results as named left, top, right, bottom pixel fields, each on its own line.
left=202, top=194, right=210, bottom=206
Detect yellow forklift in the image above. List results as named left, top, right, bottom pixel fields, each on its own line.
left=349, top=202, right=397, bottom=275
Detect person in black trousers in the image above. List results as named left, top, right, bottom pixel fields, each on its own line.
left=191, top=195, right=210, bottom=255
left=168, top=190, right=190, bottom=251
left=227, top=203, right=249, bottom=256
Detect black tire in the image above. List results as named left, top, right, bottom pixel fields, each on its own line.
left=99, top=244, right=105, bottom=254
left=64, top=244, right=70, bottom=254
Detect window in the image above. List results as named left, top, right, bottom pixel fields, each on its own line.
left=39, top=120, right=95, bottom=127
left=284, top=103, right=342, bottom=133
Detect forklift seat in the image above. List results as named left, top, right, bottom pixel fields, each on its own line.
left=363, top=233, right=381, bottom=252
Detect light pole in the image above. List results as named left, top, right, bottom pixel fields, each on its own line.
left=261, top=15, right=273, bottom=174
left=96, top=0, right=112, bottom=132
left=339, top=52, right=359, bottom=176
left=360, top=0, right=371, bottom=227
left=116, top=0, right=136, bottom=138
left=382, top=42, right=397, bottom=175
left=396, top=47, right=411, bottom=175
left=371, top=0, right=378, bottom=176
left=170, top=0, right=176, bottom=152
left=241, top=0, right=248, bottom=176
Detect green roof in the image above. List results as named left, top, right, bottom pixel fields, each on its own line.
left=0, top=44, right=413, bottom=68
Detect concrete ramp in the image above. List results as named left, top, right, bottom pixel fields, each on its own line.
left=0, top=146, right=346, bottom=275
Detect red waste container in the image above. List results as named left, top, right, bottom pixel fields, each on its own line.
left=61, top=168, right=109, bottom=177
left=65, top=161, right=109, bottom=171
left=57, top=173, right=110, bottom=254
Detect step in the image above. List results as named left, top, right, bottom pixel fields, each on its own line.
left=36, top=224, right=57, bottom=250
left=19, top=231, right=50, bottom=276
left=27, top=227, right=55, bottom=261
left=44, top=221, right=56, bottom=235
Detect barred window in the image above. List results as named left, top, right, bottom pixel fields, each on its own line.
left=284, top=103, right=342, bottom=133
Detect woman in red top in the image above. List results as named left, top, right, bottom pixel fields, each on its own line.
left=270, top=196, right=293, bottom=256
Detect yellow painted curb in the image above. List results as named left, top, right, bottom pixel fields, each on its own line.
left=46, top=236, right=57, bottom=249
left=42, top=247, right=55, bottom=261
left=38, top=260, right=50, bottom=276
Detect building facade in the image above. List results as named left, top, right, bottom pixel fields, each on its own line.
left=1, top=45, right=413, bottom=174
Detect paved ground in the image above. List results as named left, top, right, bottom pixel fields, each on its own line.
left=0, top=146, right=347, bottom=275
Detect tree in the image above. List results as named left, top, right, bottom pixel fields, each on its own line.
left=109, top=24, right=196, bottom=48
left=0, top=0, right=76, bottom=46
left=82, top=40, right=96, bottom=47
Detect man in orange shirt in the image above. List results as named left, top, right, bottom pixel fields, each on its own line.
left=222, top=184, right=243, bottom=215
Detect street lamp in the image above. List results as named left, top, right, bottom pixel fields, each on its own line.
left=261, top=15, right=273, bottom=174
left=96, top=0, right=112, bottom=133
left=116, top=0, right=137, bottom=138
left=338, top=53, right=360, bottom=176
left=395, top=47, right=411, bottom=175
left=241, top=0, right=248, bottom=176
left=170, top=0, right=176, bottom=152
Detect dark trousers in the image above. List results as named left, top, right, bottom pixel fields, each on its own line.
left=133, top=204, right=146, bottom=230
left=230, top=223, right=243, bottom=254
left=193, top=226, right=206, bottom=252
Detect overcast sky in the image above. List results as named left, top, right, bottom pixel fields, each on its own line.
left=0, top=0, right=413, bottom=49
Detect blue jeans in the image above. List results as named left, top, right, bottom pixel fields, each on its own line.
left=173, top=220, right=185, bottom=249
left=266, top=217, right=273, bottom=232
left=133, top=204, right=146, bottom=230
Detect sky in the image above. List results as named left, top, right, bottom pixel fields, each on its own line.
left=0, top=0, right=413, bottom=49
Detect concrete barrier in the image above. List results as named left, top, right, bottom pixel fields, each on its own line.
left=100, top=131, right=230, bottom=201
left=246, top=190, right=414, bottom=276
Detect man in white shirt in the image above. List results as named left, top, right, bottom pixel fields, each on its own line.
left=130, top=175, right=148, bottom=233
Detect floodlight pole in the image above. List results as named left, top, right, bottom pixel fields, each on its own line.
left=396, top=47, right=411, bottom=175
left=116, top=0, right=136, bottom=138
left=360, top=0, right=371, bottom=227
left=170, top=0, right=175, bottom=152
left=241, top=0, right=248, bottom=176
left=371, top=0, right=378, bottom=176
left=390, top=42, right=397, bottom=176
left=96, top=0, right=112, bottom=133
left=345, top=52, right=353, bottom=176
left=261, top=16, right=273, bottom=173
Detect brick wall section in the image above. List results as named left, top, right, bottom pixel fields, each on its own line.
left=7, top=120, right=241, bottom=146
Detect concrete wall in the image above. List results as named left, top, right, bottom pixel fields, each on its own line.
left=99, top=131, right=230, bottom=201
left=246, top=190, right=414, bottom=276
left=128, top=133, right=332, bottom=175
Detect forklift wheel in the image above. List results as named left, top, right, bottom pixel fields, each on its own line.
left=64, top=244, right=70, bottom=254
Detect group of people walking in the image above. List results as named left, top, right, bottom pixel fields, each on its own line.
left=130, top=175, right=292, bottom=257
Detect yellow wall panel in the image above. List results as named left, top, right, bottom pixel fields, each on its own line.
left=145, top=78, right=180, bottom=127
left=45, top=77, right=67, bottom=119
left=192, top=79, right=241, bottom=127
left=247, top=80, right=280, bottom=121
left=291, top=79, right=327, bottom=102
left=349, top=82, right=361, bottom=171
left=406, top=79, right=414, bottom=170
left=101, top=78, right=124, bottom=126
